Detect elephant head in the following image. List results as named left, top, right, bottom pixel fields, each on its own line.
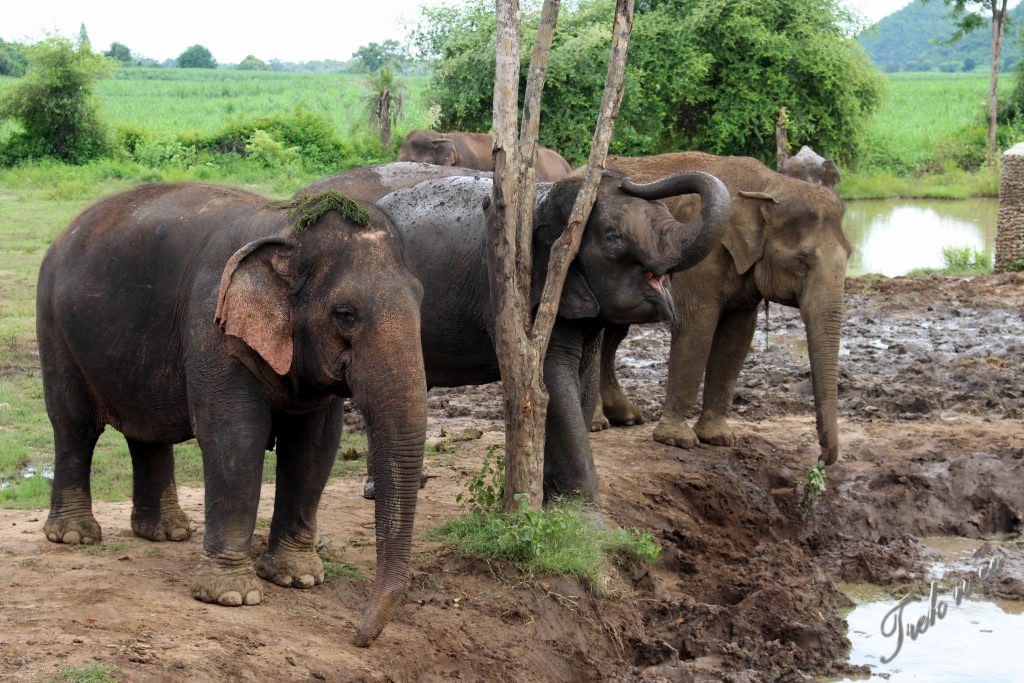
left=779, top=145, right=840, bottom=190
left=398, top=130, right=458, bottom=166
left=215, top=193, right=427, bottom=646
left=725, top=182, right=849, bottom=464
left=532, top=171, right=730, bottom=325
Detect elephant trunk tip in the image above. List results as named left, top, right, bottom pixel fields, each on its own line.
left=353, top=628, right=376, bottom=648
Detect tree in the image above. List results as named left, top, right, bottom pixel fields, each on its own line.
left=177, top=44, right=216, bottom=69
left=922, top=0, right=1010, bottom=159
left=0, top=36, right=113, bottom=163
left=238, top=54, right=269, bottom=70
left=489, top=0, right=634, bottom=510
left=417, top=0, right=884, bottom=167
left=364, top=67, right=405, bottom=147
left=104, top=42, right=132, bottom=64
left=77, top=23, right=91, bottom=52
left=0, top=38, right=28, bottom=76
left=352, top=40, right=405, bottom=73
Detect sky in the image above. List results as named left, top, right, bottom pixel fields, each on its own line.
left=0, top=1, right=935, bottom=66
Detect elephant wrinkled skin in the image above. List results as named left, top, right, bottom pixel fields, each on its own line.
left=779, top=145, right=841, bottom=190
left=595, top=152, right=849, bottom=466
left=36, top=183, right=427, bottom=646
left=303, top=162, right=730, bottom=502
left=398, top=129, right=573, bottom=181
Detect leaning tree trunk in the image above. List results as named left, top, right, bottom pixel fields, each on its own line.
left=987, top=0, right=1008, bottom=160
left=490, top=0, right=634, bottom=512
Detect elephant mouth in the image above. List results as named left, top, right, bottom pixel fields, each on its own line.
left=646, top=272, right=668, bottom=296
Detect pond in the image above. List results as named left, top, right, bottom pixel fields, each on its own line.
left=833, top=537, right=1024, bottom=683
left=843, top=198, right=997, bottom=277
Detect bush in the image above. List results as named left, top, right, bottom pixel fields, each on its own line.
left=0, top=36, right=113, bottom=164
left=416, top=0, right=885, bottom=166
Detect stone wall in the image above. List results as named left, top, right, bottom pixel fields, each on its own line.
left=996, top=143, right=1024, bottom=272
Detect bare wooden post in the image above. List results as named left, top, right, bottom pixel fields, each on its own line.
left=775, top=107, right=789, bottom=170
left=490, top=0, right=635, bottom=512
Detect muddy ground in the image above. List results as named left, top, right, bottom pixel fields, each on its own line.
left=1, top=273, right=1022, bottom=682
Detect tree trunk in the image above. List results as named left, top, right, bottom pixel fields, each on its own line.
left=490, top=0, right=634, bottom=512
left=987, top=0, right=1008, bottom=160
left=380, top=91, right=392, bottom=149
left=775, top=107, right=789, bottom=170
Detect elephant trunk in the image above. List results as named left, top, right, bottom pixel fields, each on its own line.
left=621, top=172, right=731, bottom=274
left=351, top=319, right=427, bottom=647
left=800, top=290, right=844, bottom=466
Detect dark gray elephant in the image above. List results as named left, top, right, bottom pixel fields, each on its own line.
left=593, top=152, right=849, bottom=466
left=37, top=184, right=426, bottom=646
left=398, top=129, right=573, bottom=181
left=303, top=162, right=730, bottom=502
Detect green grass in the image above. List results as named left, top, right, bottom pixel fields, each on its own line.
left=432, top=501, right=661, bottom=593
left=906, top=244, right=994, bottom=275
left=48, top=665, right=117, bottom=683
left=844, top=72, right=1013, bottom=198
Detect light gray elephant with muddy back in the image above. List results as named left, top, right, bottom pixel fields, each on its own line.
left=594, top=152, right=849, bottom=466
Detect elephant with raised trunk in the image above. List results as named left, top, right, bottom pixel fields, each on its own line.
left=398, top=129, right=573, bottom=181
left=37, top=184, right=426, bottom=646
left=594, top=152, right=849, bottom=466
left=303, top=162, right=730, bottom=502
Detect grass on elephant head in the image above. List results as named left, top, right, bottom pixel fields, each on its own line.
left=431, top=448, right=662, bottom=592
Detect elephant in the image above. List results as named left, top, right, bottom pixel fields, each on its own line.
left=593, top=152, right=849, bottom=466
left=779, top=145, right=841, bottom=190
left=36, top=183, right=427, bottom=647
left=302, top=162, right=730, bottom=502
left=398, top=129, right=573, bottom=181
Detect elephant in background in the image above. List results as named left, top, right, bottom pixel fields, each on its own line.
left=594, top=152, right=849, bottom=466
left=303, top=162, right=730, bottom=502
left=37, top=184, right=427, bottom=646
left=780, top=145, right=841, bottom=190
left=398, top=129, right=573, bottom=181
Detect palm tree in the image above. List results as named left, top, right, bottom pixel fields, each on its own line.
left=365, top=67, right=406, bottom=148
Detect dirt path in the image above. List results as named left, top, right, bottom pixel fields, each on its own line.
left=1, top=274, right=1022, bottom=682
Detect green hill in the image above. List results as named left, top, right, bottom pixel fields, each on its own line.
left=858, top=1, right=1024, bottom=72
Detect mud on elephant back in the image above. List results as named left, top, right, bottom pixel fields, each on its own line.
left=301, top=161, right=730, bottom=505
left=36, top=183, right=427, bottom=646
left=397, top=129, right=573, bottom=181
left=595, top=152, right=849, bottom=467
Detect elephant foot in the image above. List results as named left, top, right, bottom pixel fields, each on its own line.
left=44, top=493, right=101, bottom=545
left=256, top=546, right=324, bottom=589
left=601, top=392, right=646, bottom=427
left=192, top=553, right=263, bottom=607
left=652, top=415, right=699, bottom=449
left=693, top=414, right=735, bottom=446
left=590, top=405, right=611, bottom=432
left=131, top=502, right=193, bottom=542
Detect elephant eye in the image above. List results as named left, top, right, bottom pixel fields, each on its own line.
left=334, top=305, right=357, bottom=327
left=602, top=231, right=626, bottom=257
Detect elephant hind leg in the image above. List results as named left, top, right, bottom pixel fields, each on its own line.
left=41, top=343, right=104, bottom=546
left=128, top=439, right=192, bottom=542
left=598, top=324, right=646, bottom=427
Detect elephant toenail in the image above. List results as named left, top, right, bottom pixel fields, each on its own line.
left=244, top=590, right=262, bottom=605
left=218, top=591, right=243, bottom=606
left=170, top=528, right=188, bottom=541
left=64, top=531, right=81, bottom=544
left=296, top=574, right=315, bottom=588
left=274, top=574, right=293, bottom=587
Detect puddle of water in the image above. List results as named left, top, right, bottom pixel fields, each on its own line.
left=844, top=199, right=997, bottom=277
left=0, top=462, right=53, bottom=491
left=835, top=537, right=1024, bottom=682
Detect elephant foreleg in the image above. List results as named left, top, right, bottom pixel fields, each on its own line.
left=128, top=439, right=192, bottom=542
left=543, top=328, right=599, bottom=503
left=654, top=306, right=720, bottom=448
left=693, top=306, right=758, bottom=446
left=596, top=323, right=646, bottom=428
left=190, top=375, right=270, bottom=607
left=257, top=402, right=344, bottom=589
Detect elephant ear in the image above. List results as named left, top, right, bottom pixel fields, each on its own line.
left=821, top=159, right=841, bottom=187
left=215, top=237, right=296, bottom=375
left=433, top=139, right=458, bottom=166
left=724, top=191, right=776, bottom=275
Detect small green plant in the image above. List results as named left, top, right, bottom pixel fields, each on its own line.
left=314, top=535, right=364, bottom=582
left=245, top=128, right=300, bottom=168
left=455, top=444, right=505, bottom=514
left=144, top=546, right=159, bottom=555
left=941, top=244, right=991, bottom=272
left=802, top=462, right=827, bottom=508
left=1000, top=256, right=1024, bottom=272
